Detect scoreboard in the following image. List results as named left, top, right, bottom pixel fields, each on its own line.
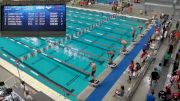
left=1, top=5, right=66, bottom=36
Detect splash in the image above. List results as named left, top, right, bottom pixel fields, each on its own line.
left=31, top=37, right=39, bottom=46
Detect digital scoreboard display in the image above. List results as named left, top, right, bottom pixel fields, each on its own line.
left=1, top=5, right=66, bottom=36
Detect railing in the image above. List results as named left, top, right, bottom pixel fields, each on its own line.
left=124, top=57, right=155, bottom=101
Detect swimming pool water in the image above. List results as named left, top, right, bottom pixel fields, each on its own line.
left=0, top=7, right=145, bottom=100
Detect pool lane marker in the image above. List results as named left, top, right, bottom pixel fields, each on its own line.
left=84, top=39, right=92, bottom=43
left=7, top=38, right=91, bottom=77
left=67, top=6, right=147, bottom=21
left=113, top=22, right=120, bottom=25
left=42, top=53, right=90, bottom=76
left=0, top=49, right=76, bottom=97
left=40, top=38, right=108, bottom=63
left=105, top=27, right=111, bottom=29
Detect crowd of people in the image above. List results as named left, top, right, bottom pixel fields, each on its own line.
left=112, top=1, right=133, bottom=14
left=146, top=14, right=180, bottom=101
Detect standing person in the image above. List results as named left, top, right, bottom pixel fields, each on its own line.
left=172, top=53, right=179, bottom=73
left=163, top=51, right=171, bottom=66
left=138, top=26, right=143, bottom=34
left=90, top=62, right=96, bottom=81
left=128, top=60, right=134, bottom=82
left=150, top=68, right=159, bottom=86
left=168, top=44, right=174, bottom=55
left=107, top=51, right=115, bottom=61
left=24, top=91, right=33, bottom=101
left=146, top=90, right=155, bottom=101
left=176, top=21, right=179, bottom=30
left=144, top=9, right=147, bottom=15
left=131, top=27, right=136, bottom=42
left=135, top=62, right=141, bottom=73
left=140, top=49, right=148, bottom=63
left=165, top=86, right=172, bottom=100
left=156, top=63, right=162, bottom=74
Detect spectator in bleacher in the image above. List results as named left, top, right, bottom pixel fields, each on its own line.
left=128, top=60, right=134, bottom=82
left=146, top=90, right=155, bottom=101
left=150, top=68, right=160, bottom=86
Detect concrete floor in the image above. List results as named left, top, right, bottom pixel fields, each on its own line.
left=0, top=66, right=54, bottom=101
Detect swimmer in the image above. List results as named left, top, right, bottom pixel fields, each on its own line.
left=131, top=27, right=136, bottom=41
left=107, top=51, right=115, bottom=60
left=138, top=26, right=143, bottom=34
left=90, top=62, right=96, bottom=81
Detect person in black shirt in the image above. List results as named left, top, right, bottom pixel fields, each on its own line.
left=150, top=68, right=159, bottom=86
left=176, top=21, right=179, bottom=30
left=168, top=44, right=174, bottom=55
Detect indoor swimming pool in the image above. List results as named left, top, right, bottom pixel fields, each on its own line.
left=0, top=7, right=145, bottom=100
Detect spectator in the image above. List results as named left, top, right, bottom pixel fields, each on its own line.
left=150, top=68, right=159, bottom=86
left=156, top=63, right=162, bottom=74
left=140, top=49, right=148, bottom=63
left=146, top=90, right=155, bottom=101
left=172, top=58, right=179, bottom=73
left=20, top=81, right=28, bottom=91
left=135, top=62, right=141, bottom=72
left=114, top=85, right=125, bottom=97
left=24, top=91, right=33, bottom=101
left=168, top=44, right=174, bottom=55
left=176, top=21, right=179, bottom=30
left=165, top=86, right=172, bottom=100
left=158, top=90, right=167, bottom=100
left=128, top=60, right=134, bottom=82
left=163, top=51, right=171, bottom=66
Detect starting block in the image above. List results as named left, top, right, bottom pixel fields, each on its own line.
left=89, top=79, right=100, bottom=87
left=109, top=63, right=117, bottom=68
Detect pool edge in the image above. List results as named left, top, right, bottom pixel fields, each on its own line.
left=0, top=57, right=70, bottom=101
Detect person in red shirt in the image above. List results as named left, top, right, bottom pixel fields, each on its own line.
left=141, top=49, right=148, bottom=63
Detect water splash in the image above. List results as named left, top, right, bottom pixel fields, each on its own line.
left=54, top=46, right=60, bottom=52
left=31, top=37, right=39, bottom=46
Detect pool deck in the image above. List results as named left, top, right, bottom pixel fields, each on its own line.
left=0, top=57, right=69, bottom=101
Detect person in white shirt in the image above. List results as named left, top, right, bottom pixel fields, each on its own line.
left=24, top=91, right=33, bottom=101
